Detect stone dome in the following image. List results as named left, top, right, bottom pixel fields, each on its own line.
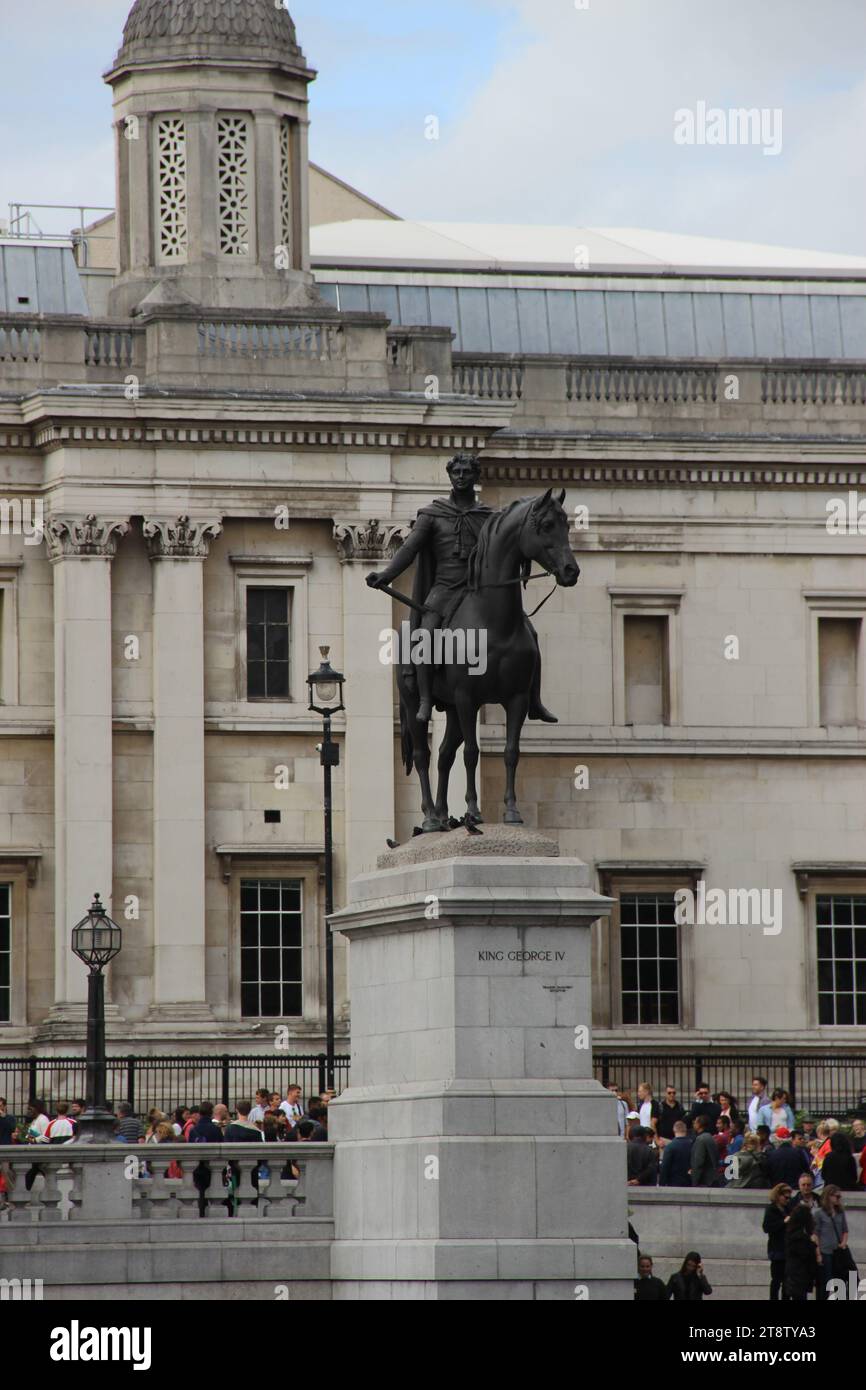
left=110, top=0, right=307, bottom=72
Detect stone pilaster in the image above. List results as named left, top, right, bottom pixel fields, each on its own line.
left=43, top=515, right=129, bottom=1029
left=333, top=520, right=410, bottom=883
left=143, top=515, right=222, bottom=1022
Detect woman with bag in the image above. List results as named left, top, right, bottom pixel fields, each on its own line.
left=814, top=1185, right=855, bottom=1299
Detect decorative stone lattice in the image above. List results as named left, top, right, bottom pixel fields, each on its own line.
left=279, top=119, right=293, bottom=261
left=155, top=117, right=189, bottom=263
left=217, top=115, right=251, bottom=258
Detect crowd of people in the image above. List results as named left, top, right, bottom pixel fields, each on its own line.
left=615, top=1075, right=865, bottom=1301
left=0, top=1086, right=333, bottom=1215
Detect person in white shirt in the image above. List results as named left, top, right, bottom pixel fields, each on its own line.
left=45, top=1101, right=75, bottom=1143
left=748, top=1076, right=770, bottom=1132
left=25, top=1101, right=50, bottom=1143
left=279, top=1085, right=303, bottom=1125
left=249, top=1089, right=273, bottom=1126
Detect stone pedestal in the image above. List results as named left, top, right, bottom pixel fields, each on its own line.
left=328, top=827, right=635, bottom=1300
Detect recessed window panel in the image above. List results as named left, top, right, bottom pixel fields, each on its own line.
left=816, top=895, right=866, bottom=1025
left=239, top=878, right=304, bottom=1018
left=619, top=893, right=680, bottom=1026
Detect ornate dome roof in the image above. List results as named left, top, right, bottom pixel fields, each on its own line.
left=110, top=0, right=307, bottom=72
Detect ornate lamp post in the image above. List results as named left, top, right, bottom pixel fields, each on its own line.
left=71, top=893, right=122, bottom=1143
left=307, top=647, right=345, bottom=1090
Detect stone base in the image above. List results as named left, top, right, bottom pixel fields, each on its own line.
left=331, top=1280, right=635, bottom=1302
left=329, top=846, right=628, bottom=1300
left=144, top=1002, right=216, bottom=1025
left=378, top=823, right=558, bottom=868
left=35, top=1002, right=125, bottom=1043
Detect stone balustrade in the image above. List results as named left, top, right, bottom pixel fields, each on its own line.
left=0, top=1142, right=333, bottom=1224
left=452, top=354, right=866, bottom=433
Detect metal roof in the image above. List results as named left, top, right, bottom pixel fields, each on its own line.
left=0, top=242, right=89, bottom=316
left=311, top=220, right=866, bottom=278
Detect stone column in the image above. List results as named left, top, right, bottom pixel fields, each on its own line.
left=45, top=514, right=129, bottom=1025
left=333, top=520, right=410, bottom=883
left=328, top=829, right=634, bottom=1301
left=143, top=516, right=222, bottom=1021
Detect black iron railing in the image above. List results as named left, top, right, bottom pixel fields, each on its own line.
left=594, top=1053, right=866, bottom=1118
left=0, top=1054, right=351, bottom=1118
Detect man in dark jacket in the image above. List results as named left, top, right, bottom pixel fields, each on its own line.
left=627, top=1128, right=658, bottom=1186
left=765, top=1129, right=812, bottom=1188
left=660, top=1121, right=693, bottom=1186
left=634, top=1255, right=669, bottom=1300
left=0, top=1098, right=15, bottom=1145
left=687, top=1085, right=721, bottom=1131
left=657, top=1086, right=687, bottom=1141
left=188, top=1101, right=224, bottom=1216
left=690, top=1116, right=720, bottom=1187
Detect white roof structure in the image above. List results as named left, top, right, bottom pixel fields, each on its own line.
left=311, top=219, right=866, bottom=278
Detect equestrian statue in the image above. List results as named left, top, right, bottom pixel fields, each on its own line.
left=366, top=453, right=579, bottom=833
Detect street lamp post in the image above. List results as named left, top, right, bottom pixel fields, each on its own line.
left=307, top=646, right=345, bottom=1091
left=71, top=893, right=122, bottom=1143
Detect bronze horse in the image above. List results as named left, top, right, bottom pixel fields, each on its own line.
left=397, top=489, right=578, bottom=831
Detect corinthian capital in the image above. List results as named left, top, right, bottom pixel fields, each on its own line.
left=333, top=518, right=411, bottom=563
left=46, top=514, right=130, bottom=561
left=143, top=515, right=223, bottom=559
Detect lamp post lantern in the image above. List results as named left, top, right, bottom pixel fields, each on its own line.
left=307, top=646, right=345, bottom=1090
left=71, top=893, right=122, bottom=1143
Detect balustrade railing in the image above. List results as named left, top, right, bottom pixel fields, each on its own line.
left=567, top=362, right=719, bottom=404
left=0, top=1143, right=333, bottom=1223
left=84, top=324, right=139, bottom=369
left=0, top=322, right=41, bottom=362
left=762, top=367, right=866, bottom=406
left=197, top=319, right=344, bottom=362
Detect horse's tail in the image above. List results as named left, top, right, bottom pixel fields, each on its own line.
left=399, top=687, right=414, bottom=775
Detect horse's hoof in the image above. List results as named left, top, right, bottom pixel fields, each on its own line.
left=466, top=812, right=484, bottom=827
left=421, top=816, right=444, bottom=834
left=503, top=809, right=524, bottom=826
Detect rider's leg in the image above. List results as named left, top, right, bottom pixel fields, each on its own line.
left=526, top=618, right=558, bottom=723
left=416, top=610, right=438, bottom=723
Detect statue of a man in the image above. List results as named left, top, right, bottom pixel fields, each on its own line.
left=366, top=453, right=557, bottom=724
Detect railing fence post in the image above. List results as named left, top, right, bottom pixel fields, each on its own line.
left=28, top=1054, right=37, bottom=1106
left=317, top=1053, right=326, bottom=1095
left=221, top=1054, right=230, bottom=1108
left=694, top=1056, right=703, bottom=1092
left=788, top=1057, right=797, bottom=1111
left=128, top=1056, right=136, bottom=1111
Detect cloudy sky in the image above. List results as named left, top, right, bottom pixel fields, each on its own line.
left=1, top=0, right=865, bottom=253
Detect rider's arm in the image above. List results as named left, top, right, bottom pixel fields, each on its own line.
left=372, top=515, right=432, bottom=586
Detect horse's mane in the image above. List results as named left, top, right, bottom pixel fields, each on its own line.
left=468, top=496, right=539, bottom=591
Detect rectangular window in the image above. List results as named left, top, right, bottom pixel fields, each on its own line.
left=246, top=588, right=290, bottom=699
left=620, top=892, right=679, bottom=1025
left=818, top=617, right=861, bottom=725
left=0, top=883, right=10, bottom=1022
left=240, top=878, right=303, bottom=1018
left=817, top=894, right=866, bottom=1026
left=624, top=614, right=669, bottom=724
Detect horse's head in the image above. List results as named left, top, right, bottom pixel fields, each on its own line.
left=523, top=489, right=579, bottom=587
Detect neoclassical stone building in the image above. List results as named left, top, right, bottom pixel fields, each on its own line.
left=0, top=0, right=864, bottom=1092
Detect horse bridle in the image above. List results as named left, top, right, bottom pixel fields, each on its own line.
left=471, top=508, right=563, bottom=617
